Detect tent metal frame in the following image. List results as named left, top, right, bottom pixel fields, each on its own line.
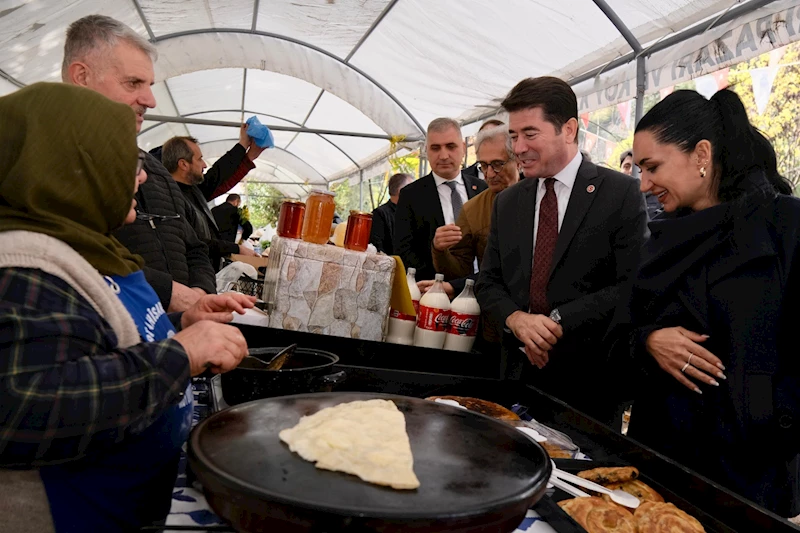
left=0, top=0, right=780, bottom=189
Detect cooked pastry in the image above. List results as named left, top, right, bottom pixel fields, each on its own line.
left=603, top=479, right=664, bottom=503
left=635, top=502, right=705, bottom=533
left=542, top=441, right=573, bottom=459
left=425, top=396, right=520, bottom=421
left=577, top=466, right=639, bottom=485
left=279, top=399, right=420, bottom=490
left=559, top=497, right=636, bottom=533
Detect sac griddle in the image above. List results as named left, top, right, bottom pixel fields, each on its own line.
left=188, top=392, right=552, bottom=533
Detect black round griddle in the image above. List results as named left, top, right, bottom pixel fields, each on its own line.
left=189, top=392, right=551, bottom=533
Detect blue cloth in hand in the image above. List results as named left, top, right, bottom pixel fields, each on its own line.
left=246, top=116, right=275, bottom=149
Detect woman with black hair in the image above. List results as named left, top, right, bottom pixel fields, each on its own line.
left=612, top=88, right=799, bottom=516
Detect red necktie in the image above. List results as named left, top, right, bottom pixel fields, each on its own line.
left=529, top=178, right=558, bottom=314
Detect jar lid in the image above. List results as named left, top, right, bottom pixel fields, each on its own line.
left=310, top=189, right=337, bottom=197
left=283, top=199, right=306, bottom=206
left=349, top=210, right=372, bottom=216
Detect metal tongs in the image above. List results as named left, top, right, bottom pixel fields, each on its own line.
left=549, top=461, right=640, bottom=509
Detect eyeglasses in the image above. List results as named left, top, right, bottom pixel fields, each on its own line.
left=136, top=151, right=146, bottom=176
left=478, top=159, right=511, bottom=174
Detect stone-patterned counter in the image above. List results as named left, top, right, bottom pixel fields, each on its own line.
left=263, top=236, right=395, bottom=341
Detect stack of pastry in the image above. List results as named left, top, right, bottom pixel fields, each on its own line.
left=558, top=466, right=705, bottom=532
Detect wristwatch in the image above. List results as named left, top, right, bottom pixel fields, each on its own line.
left=549, top=308, right=561, bottom=324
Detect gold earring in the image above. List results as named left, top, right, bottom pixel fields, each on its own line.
left=700, top=167, right=707, bottom=178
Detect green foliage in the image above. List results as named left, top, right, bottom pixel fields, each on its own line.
left=391, top=150, right=420, bottom=177
left=245, top=182, right=285, bottom=228
left=726, top=43, right=800, bottom=187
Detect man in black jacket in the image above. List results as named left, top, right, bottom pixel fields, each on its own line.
left=62, top=14, right=216, bottom=311
left=161, top=135, right=264, bottom=271
left=477, top=77, right=647, bottom=424
left=369, top=173, right=412, bottom=255
left=212, top=194, right=243, bottom=244
left=395, top=118, right=487, bottom=281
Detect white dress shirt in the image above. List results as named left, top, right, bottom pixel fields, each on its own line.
left=532, top=151, right=582, bottom=253
left=433, top=172, right=469, bottom=225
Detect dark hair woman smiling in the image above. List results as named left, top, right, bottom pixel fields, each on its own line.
left=611, top=88, right=799, bottom=517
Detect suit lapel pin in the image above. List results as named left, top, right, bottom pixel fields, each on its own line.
left=586, top=184, right=596, bottom=193
left=472, top=185, right=477, bottom=190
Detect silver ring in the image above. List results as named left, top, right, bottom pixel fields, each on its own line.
left=687, top=353, right=694, bottom=366
left=681, top=362, right=691, bottom=373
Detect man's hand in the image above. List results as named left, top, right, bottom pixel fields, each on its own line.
left=433, top=224, right=463, bottom=251
left=168, top=282, right=204, bottom=312
left=237, top=244, right=260, bottom=257
left=506, top=310, right=563, bottom=369
left=417, top=279, right=454, bottom=299
left=181, top=293, right=257, bottom=329
left=238, top=123, right=249, bottom=149
left=173, top=320, right=249, bottom=376
left=247, top=138, right=267, bottom=161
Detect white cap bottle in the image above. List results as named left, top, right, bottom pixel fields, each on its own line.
left=385, top=268, right=423, bottom=345
left=443, top=279, right=481, bottom=352
left=413, top=274, right=451, bottom=349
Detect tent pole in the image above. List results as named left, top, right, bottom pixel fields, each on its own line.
left=359, top=170, right=364, bottom=209
left=634, top=55, right=646, bottom=126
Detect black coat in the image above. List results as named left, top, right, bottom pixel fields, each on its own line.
left=369, top=200, right=396, bottom=255
left=114, top=153, right=216, bottom=309
left=611, top=177, right=800, bottom=516
left=394, top=173, right=487, bottom=280
left=175, top=144, right=249, bottom=271
left=212, top=201, right=240, bottom=244
left=477, top=159, right=647, bottom=420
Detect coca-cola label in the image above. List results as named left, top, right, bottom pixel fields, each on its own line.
left=417, top=306, right=450, bottom=332
left=412, top=299, right=420, bottom=315
left=447, top=312, right=479, bottom=337
left=390, top=307, right=416, bottom=322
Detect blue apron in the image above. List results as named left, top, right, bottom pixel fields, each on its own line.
left=40, top=270, right=193, bottom=532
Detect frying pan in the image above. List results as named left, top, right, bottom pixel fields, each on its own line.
left=220, top=347, right=346, bottom=405
left=188, top=392, right=551, bottom=533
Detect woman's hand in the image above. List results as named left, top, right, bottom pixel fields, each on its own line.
left=181, top=293, right=256, bottom=329
left=173, top=321, right=249, bottom=375
left=645, top=327, right=726, bottom=394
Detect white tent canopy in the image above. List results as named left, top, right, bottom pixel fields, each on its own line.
left=2, top=0, right=799, bottom=197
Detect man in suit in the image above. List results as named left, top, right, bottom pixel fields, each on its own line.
left=395, top=118, right=487, bottom=281
left=462, top=119, right=506, bottom=182
left=369, top=173, right=412, bottom=255
left=212, top=194, right=243, bottom=244
left=477, top=77, right=647, bottom=424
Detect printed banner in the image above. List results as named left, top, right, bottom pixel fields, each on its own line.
left=573, top=1, right=800, bottom=113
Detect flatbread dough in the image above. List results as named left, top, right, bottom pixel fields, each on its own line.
left=279, top=399, right=420, bottom=490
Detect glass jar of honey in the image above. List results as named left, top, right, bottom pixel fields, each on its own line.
left=344, top=211, right=373, bottom=252
left=301, top=189, right=337, bottom=245
left=277, top=200, right=306, bottom=239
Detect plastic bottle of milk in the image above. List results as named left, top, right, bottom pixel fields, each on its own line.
left=443, top=279, right=481, bottom=352
left=407, top=267, right=421, bottom=314
left=386, top=268, right=423, bottom=345
left=413, top=274, right=451, bottom=349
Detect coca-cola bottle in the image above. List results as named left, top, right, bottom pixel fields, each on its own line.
left=386, top=268, right=423, bottom=345
left=413, top=274, right=451, bottom=349
left=443, top=279, right=481, bottom=352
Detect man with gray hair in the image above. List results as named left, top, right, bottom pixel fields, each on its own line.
left=395, top=117, right=487, bottom=281
left=62, top=14, right=217, bottom=311
left=369, top=172, right=412, bottom=255
left=426, top=126, right=520, bottom=350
